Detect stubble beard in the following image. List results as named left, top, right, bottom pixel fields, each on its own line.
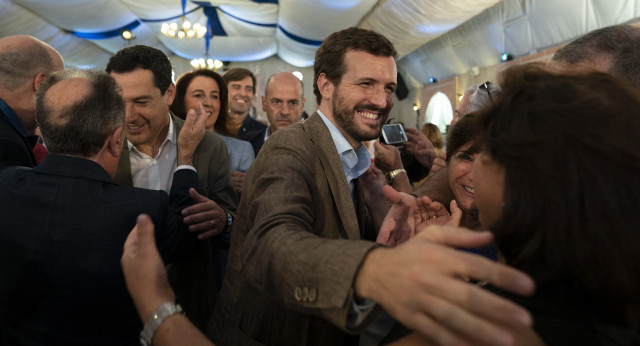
left=331, top=89, right=390, bottom=142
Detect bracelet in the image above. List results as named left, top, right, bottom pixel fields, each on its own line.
left=140, top=302, right=183, bottom=346
left=386, top=168, right=407, bottom=184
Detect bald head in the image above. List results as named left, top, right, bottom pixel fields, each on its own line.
left=262, top=72, right=305, bottom=133
left=0, top=35, right=63, bottom=91
left=36, top=68, right=124, bottom=158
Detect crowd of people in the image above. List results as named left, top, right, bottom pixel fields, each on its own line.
left=0, top=22, right=639, bottom=346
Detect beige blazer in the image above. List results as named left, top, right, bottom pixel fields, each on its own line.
left=210, top=112, right=379, bottom=345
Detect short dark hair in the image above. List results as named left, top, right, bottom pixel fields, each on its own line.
left=171, top=69, right=231, bottom=135
left=552, top=24, right=640, bottom=89
left=445, top=113, right=480, bottom=162
left=36, top=69, right=125, bottom=157
left=313, top=27, right=398, bottom=105
left=105, top=45, right=173, bottom=94
left=476, top=63, right=640, bottom=325
left=222, top=67, right=255, bottom=94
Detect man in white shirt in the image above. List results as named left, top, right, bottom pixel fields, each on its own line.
left=106, top=45, right=238, bottom=332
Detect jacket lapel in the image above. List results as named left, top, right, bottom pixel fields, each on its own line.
left=304, top=113, right=361, bottom=240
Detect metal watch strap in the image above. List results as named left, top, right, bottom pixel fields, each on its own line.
left=386, top=168, right=407, bottom=184
left=140, top=302, right=182, bottom=346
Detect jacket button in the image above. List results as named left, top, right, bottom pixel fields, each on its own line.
left=294, top=287, right=302, bottom=301
left=308, top=288, right=317, bottom=302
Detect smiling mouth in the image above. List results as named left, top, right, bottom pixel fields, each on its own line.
left=127, top=124, right=144, bottom=130
left=463, top=185, right=474, bottom=194
left=358, top=110, right=379, bottom=120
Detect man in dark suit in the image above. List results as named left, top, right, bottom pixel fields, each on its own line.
left=210, top=27, right=535, bottom=346
left=0, top=35, right=64, bottom=170
left=0, top=68, right=207, bottom=345
left=223, top=67, right=268, bottom=137
left=241, top=71, right=305, bottom=155
left=106, top=45, right=238, bottom=332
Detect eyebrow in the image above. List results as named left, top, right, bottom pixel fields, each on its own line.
left=132, top=95, right=153, bottom=102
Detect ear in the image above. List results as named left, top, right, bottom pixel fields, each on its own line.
left=165, top=83, right=176, bottom=106
left=317, top=73, right=333, bottom=102
left=33, top=72, right=47, bottom=92
left=107, top=126, right=124, bottom=158
left=262, top=95, right=267, bottom=112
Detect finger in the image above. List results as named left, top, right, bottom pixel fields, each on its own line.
left=418, top=225, right=494, bottom=248
left=416, top=239, right=535, bottom=298
left=135, top=214, right=156, bottom=244
left=184, top=108, right=196, bottom=128
left=410, top=280, right=518, bottom=346
left=188, top=188, right=210, bottom=204
left=382, top=185, right=402, bottom=204
left=449, top=200, right=462, bottom=226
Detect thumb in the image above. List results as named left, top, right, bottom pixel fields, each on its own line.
left=382, top=185, right=402, bottom=204
left=449, top=200, right=462, bottom=227
left=135, top=214, right=155, bottom=242
left=188, top=187, right=208, bottom=203
left=184, top=108, right=196, bottom=128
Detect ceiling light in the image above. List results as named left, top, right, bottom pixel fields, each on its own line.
left=161, top=17, right=206, bottom=40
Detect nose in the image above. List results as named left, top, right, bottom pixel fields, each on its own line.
left=125, top=103, right=135, bottom=122
left=202, top=97, right=210, bottom=106
left=369, top=86, right=389, bottom=109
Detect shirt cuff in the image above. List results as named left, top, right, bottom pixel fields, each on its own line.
left=346, top=297, right=377, bottom=328
left=175, top=165, right=196, bottom=173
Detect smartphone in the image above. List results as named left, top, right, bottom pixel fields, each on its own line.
left=381, top=123, right=408, bottom=145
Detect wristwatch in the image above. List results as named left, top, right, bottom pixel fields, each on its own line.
left=140, top=302, right=183, bottom=346
left=386, top=168, right=407, bottom=184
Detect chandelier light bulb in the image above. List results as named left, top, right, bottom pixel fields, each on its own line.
left=213, top=60, right=223, bottom=69
left=191, top=59, right=199, bottom=68
left=169, top=22, right=178, bottom=31
left=182, top=20, right=191, bottom=30
left=193, top=23, right=201, bottom=31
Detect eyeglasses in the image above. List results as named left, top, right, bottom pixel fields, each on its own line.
left=479, top=81, right=493, bottom=102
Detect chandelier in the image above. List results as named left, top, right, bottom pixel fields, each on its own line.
left=161, top=17, right=207, bottom=39
left=191, top=58, right=224, bottom=70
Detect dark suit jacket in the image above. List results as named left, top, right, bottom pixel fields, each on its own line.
left=0, top=106, right=37, bottom=171
left=238, top=127, right=266, bottom=156
left=0, top=155, right=201, bottom=345
left=238, top=115, right=267, bottom=138
left=210, top=113, right=379, bottom=345
left=114, top=114, right=239, bottom=332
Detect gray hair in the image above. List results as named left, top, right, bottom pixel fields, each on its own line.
left=464, top=81, right=501, bottom=113
left=0, top=36, right=56, bottom=91
left=552, top=24, right=640, bottom=90
left=35, top=68, right=125, bottom=157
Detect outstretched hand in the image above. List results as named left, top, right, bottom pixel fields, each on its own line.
left=177, top=103, right=206, bottom=166
left=404, top=128, right=436, bottom=170
left=121, top=214, right=175, bottom=322
left=376, top=185, right=417, bottom=246
left=357, top=226, right=535, bottom=346
left=414, top=197, right=462, bottom=230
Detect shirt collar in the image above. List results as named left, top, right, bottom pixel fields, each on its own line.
left=264, top=126, right=271, bottom=142
left=0, top=96, right=30, bottom=137
left=127, top=113, right=176, bottom=153
left=317, top=110, right=371, bottom=182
